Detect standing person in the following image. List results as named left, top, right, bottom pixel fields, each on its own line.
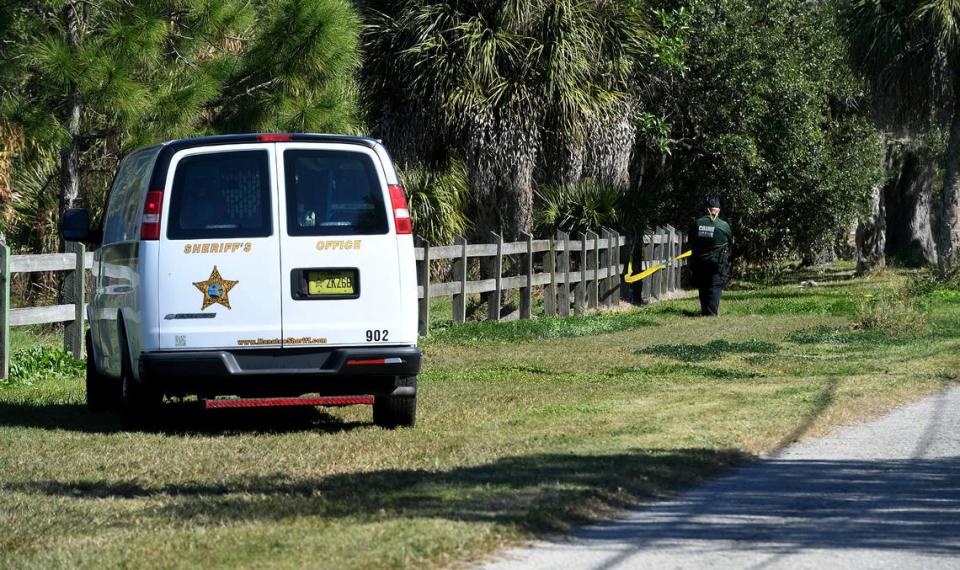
left=688, top=197, right=733, bottom=316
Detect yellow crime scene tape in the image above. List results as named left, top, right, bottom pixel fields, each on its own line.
left=623, top=250, right=692, bottom=284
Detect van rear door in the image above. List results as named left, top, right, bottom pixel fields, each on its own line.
left=276, top=143, right=405, bottom=347
left=157, top=144, right=283, bottom=350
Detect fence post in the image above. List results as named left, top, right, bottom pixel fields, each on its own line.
left=520, top=232, right=533, bottom=319
left=588, top=230, right=599, bottom=310
left=487, top=232, right=503, bottom=321
left=452, top=235, right=467, bottom=323
left=558, top=231, right=571, bottom=317
left=672, top=228, right=683, bottom=292
left=612, top=230, right=621, bottom=304
left=544, top=237, right=556, bottom=317
left=0, top=244, right=9, bottom=380
left=73, top=243, right=85, bottom=358
left=658, top=227, right=668, bottom=298
left=63, top=242, right=85, bottom=358
left=600, top=229, right=610, bottom=307
left=643, top=230, right=655, bottom=303
left=653, top=229, right=662, bottom=301
left=417, top=238, right=431, bottom=336
left=681, top=233, right=689, bottom=290
left=665, top=225, right=676, bottom=295
left=574, top=233, right=587, bottom=315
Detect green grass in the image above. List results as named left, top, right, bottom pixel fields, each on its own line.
left=1, top=264, right=959, bottom=569
left=426, top=310, right=656, bottom=345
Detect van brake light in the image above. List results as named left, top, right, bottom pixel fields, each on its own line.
left=388, top=184, right=412, bottom=235
left=141, top=189, right=164, bottom=240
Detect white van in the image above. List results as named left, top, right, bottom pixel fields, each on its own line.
left=62, top=134, right=420, bottom=428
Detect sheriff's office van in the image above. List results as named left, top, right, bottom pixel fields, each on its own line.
left=62, top=134, right=420, bottom=428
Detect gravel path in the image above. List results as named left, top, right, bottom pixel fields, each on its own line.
left=484, top=386, right=960, bottom=569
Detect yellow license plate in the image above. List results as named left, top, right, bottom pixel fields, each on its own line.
left=307, top=271, right=355, bottom=295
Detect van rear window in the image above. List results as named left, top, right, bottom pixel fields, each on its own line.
left=167, top=151, right=272, bottom=240
left=284, top=150, right=388, bottom=236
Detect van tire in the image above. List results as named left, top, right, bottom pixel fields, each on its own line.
left=85, top=331, right=111, bottom=412
left=118, top=323, right=161, bottom=427
left=373, top=376, right=417, bottom=429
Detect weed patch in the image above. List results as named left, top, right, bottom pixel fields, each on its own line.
left=2, top=347, right=84, bottom=388
left=853, top=294, right=926, bottom=333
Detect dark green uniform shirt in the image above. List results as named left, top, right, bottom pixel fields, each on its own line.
left=689, top=215, right=732, bottom=264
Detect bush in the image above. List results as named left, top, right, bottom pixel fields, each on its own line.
left=401, top=161, right=471, bottom=246
left=904, top=268, right=960, bottom=298
left=853, top=294, right=926, bottom=334
left=535, top=178, right=620, bottom=236
left=3, top=346, right=85, bottom=388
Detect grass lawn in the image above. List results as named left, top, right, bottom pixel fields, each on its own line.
left=1, top=264, right=959, bottom=569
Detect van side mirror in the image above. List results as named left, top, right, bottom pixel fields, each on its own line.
left=61, top=208, right=100, bottom=244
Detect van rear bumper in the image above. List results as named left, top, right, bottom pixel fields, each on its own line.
left=138, top=346, right=420, bottom=398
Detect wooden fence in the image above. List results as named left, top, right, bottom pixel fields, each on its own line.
left=0, top=225, right=688, bottom=379
left=414, top=225, right=688, bottom=335
left=0, top=243, right=90, bottom=379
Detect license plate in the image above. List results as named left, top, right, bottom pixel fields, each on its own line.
left=307, top=270, right=356, bottom=295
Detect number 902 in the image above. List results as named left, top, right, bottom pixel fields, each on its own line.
left=365, top=329, right=389, bottom=342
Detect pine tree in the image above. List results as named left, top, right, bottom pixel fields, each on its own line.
left=212, top=0, right=360, bottom=133
left=0, top=0, right=252, bottom=247
left=0, top=0, right=362, bottom=252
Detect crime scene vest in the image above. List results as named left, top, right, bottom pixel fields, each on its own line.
left=689, top=215, right=732, bottom=265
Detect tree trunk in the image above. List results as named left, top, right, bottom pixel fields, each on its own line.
left=58, top=1, right=83, bottom=232
left=856, top=183, right=886, bottom=275
left=465, top=106, right=538, bottom=242
left=937, top=105, right=960, bottom=272
left=59, top=88, right=81, bottom=214
left=884, top=145, right=937, bottom=266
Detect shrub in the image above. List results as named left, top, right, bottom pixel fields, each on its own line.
left=904, top=268, right=960, bottom=298
left=535, top=178, right=620, bottom=236
left=401, top=161, right=471, bottom=246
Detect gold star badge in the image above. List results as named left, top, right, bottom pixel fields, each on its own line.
left=193, top=266, right=238, bottom=310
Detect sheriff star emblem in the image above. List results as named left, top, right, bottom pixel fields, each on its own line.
left=193, top=266, right=238, bottom=310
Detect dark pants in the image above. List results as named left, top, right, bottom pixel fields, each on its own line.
left=694, top=264, right=725, bottom=316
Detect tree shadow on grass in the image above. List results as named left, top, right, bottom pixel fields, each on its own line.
left=0, top=401, right=367, bottom=436
left=6, top=448, right=960, bottom=556
left=723, top=290, right=852, bottom=302
left=0, top=380, right=840, bottom=535
left=636, top=339, right=780, bottom=362
left=644, top=306, right=702, bottom=317
left=4, top=447, right=750, bottom=533
left=730, top=268, right=857, bottom=288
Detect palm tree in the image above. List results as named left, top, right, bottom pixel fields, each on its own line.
left=360, top=0, right=650, bottom=241
left=847, top=0, right=960, bottom=271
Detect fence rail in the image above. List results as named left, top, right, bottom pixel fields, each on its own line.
left=0, top=225, right=688, bottom=379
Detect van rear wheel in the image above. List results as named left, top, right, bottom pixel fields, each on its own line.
left=85, top=331, right=111, bottom=412
left=373, top=376, right=416, bottom=429
left=119, top=325, right=161, bottom=427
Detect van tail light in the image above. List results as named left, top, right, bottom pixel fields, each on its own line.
left=140, top=189, right=164, bottom=240
left=388, top=184, right=412, bottom=235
